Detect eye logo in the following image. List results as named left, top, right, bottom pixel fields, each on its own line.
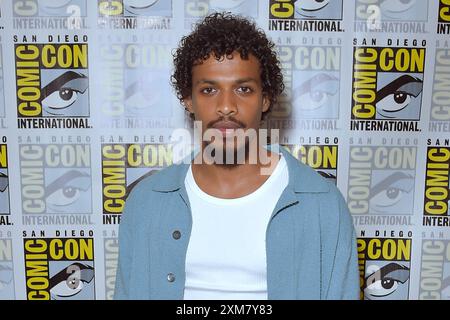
left=39, top=0, right=73, bottom=7
left=355, top=0, right=428, bottom=22
left=0, top=155, right=9, bottom=215
left=45, top=169, right=91, bottom=214
left=124, top=72, right=168, bottom=117
left=41, top=71, right=89, bottom=116
left=292, top=72, right=339, bottom=117
left=13, top=0, right=87, bottom=17
left=99, top=0, right=171, bottom=17
left=124, top=0, right=160, bottom=15
left=375, top=75, right=423, bottom=120
left=369, top=171, right=414, bottom=214
left=0, top=172, right=7, bottom=193
left=294, top=0, right=342, bottom=19
left=296, top=0, right=330, bottom=16
left=49, top=262, right=94, bottom=300
left=0, top=171, right=9, bottom=215
left=379, top=0, right=427, bottom=21
left=364, top=263, right=410, bottom=300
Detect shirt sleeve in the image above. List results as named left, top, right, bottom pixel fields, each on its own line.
left=326, top=192, right=360, bottom=300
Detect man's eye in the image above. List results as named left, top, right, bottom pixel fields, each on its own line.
left=237, top=86, right=252, bottom=93
left=201, top=88, right=215, bottom=94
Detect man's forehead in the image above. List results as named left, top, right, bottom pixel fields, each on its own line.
left=193, top=51, right=260, bottom=67
left=194, top=77, right=259, bottom=85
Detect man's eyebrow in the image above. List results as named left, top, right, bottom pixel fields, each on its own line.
left=194, top=78, right=258, bottom=85
left=195, top=79, right=217, bottom=85
left=235, top=77, right=258, bottom=84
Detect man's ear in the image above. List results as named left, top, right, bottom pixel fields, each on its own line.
left=262, top=94, right=270, bottom=113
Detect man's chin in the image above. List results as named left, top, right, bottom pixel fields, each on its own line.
left=213, top=142, right=250, bottom=165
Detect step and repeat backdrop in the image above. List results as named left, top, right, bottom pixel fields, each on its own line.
left=0, top=0, right=449, bottom=300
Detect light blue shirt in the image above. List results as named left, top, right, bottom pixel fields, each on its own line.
left=114, top=145, right=359, bottom=300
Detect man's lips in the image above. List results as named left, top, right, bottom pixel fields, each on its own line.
left=210, top=121, right=244, bottom=136
left=211, top=121, right=243, bottom=129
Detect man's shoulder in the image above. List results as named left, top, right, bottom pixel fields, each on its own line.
left=283, top=150, right=335, bottom=194
left=283, top=152, right=346, bottom=214
left=126, top=162, right=187, bottom=198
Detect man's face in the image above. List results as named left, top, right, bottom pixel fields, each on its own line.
left=184, top=52, right=270, bottom=162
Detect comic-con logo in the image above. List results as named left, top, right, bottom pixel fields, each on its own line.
left=438, top=0, right=450, bottom=34
left=423, top=142, right=450, bottom=227
left=429, top=47, right=450, bottom=131
left=23, top=233, right=95, bottom=300
left=282, top=142, right=338, bottom=184
left=358, top=236, right=411, bottom=300
left=351, top=40, right=425, bottom=132
left=13, top=0, right=87, bottom=29
left=104, top=235, right=118, bottom=300
left=185, top=0, right=258, bottom=28
left=354, top=0, right=428, bottom=33
left=273, top=44, right=340, bottom=122
left=419, top=238, right=450, bottom=299
left=0, top=142, right=10, bottom=219
left=0, top=237, right=15, bottom=299
left=98, top=0, right=172, bottom=29
left=269, top=0, right=343, bottom=32
left=348, top=144, right=417, bottom=215
left=19, top=143, right=92, bottom=217
left=14, top=37, right=90, bottom=129
left=97, top=41, right=172, bottom=129
left=102, top=142, right=172, bottom=224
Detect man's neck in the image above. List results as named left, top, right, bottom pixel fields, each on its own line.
left=190, top=147, right=280, bottom=199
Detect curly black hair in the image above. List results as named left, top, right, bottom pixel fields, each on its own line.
left=171, top=12, right=284, bottom=120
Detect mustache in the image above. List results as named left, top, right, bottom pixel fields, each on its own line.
left=206, top=116, right=246, bottom=129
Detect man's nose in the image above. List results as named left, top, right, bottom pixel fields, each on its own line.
left=216, top=90, right=237, bottom=116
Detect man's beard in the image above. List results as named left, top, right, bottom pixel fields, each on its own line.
left=203, top=136, right=251, bottom=168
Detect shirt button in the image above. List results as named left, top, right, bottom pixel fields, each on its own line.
left=167, top=273, right=175, bottom=282
left=172, top=230, right=181, bottom=240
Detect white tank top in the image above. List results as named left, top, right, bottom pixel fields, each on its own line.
left=183, top=154, right=289, bottom=300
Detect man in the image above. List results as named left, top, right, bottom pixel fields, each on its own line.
left=114, top=12, right=359, bottom=300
